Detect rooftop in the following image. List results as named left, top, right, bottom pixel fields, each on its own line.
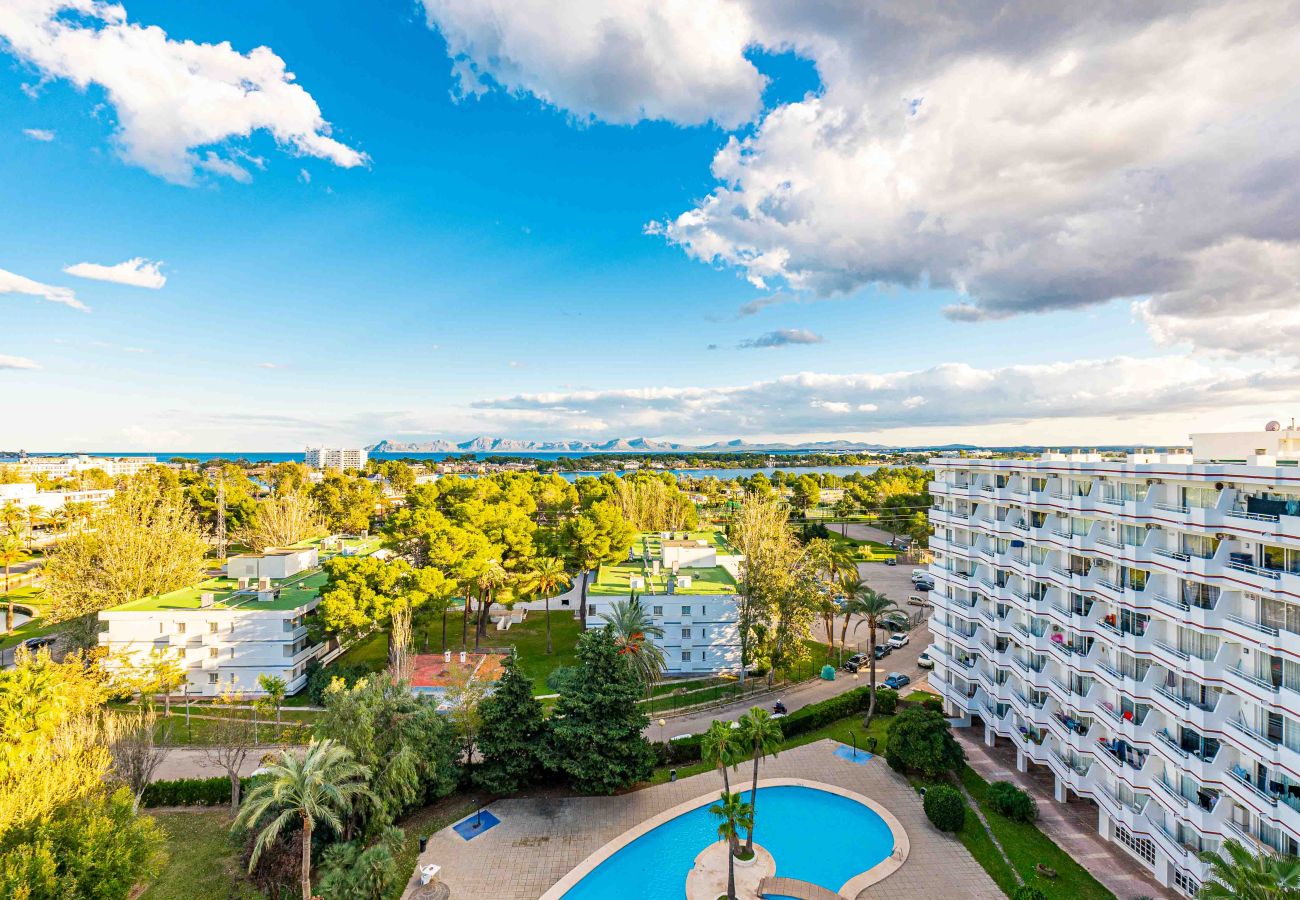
left=636, top=529, right=737, bottom=556
left=110, top=568, right=331, bottom=613
left=590, top=562, right=737, bottom=597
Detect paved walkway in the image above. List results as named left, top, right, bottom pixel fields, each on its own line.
left=955, top=730, right=1171, bottom=900
left=402, top=739, right=1001, bottom=900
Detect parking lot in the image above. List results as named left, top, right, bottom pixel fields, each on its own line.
left=837, top=559, right=934, bottom=685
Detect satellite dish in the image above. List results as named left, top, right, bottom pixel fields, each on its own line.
left=1266, top=421, right=1282, bottom=432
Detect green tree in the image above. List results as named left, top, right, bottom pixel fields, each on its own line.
left=547, top=627, right=654, bottom=794
left=709, top=791, right=754, bottom=900
left=236, top=739, right=374, bottom=900
left=315, top=825, right=405, bottom=900
left=886, top=707, right=965, bottom=779
left=258, top=673, right=288, bottom=725
left=735, top=707, right=782, bottom=853
left=599, top=597, right=667, bottom=691
left=237, top=490, right=323, bottom=551
left=563, top=500, right=635, bottom=626
left=790, top=474, right=821, bottom=514
left=923, top=784, right=966, bottom=831
left=44, top=473, right=208, bottom=647
left=1198, top=838, right=1300, bottom=899
left=317, top=676, right=459, bottom=838
left=701, top=719, right=740, bottom=794
left=0, top=534, right=28, bottom=634
left=521, top=556, right=571, bottom=656
left=474, top=653, right=548, bottom=794
left=311, top=472, right=381, bottom=535
left=848, top=586, right=906, bottom=724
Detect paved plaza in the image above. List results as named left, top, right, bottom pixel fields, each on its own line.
left=403, top=739, right=1001, bottom=900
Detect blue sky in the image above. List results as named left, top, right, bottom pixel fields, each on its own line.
left=3, top=2, right=1296, bottom=450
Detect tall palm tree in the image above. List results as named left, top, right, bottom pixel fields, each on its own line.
left=701, top=719, right=739, bottom=794
left=235, top=739, right=373, bottom=900
left=0, top=504, right=23, bottom=540
left=63, top=501, right=94, bottom=534
left=1198, top=838, right=1300, bottom=899
left=850, top=587, right=906, bottom=724
left=599, top=596, right=667, bottom=692
left=24, top=504, right=44, bottom=551
left=836, top=573, right=867, bottom=659
left=736, top=707, right=783, bottom=854
left=522, top=556, right=571, bottom=655
left=472, top=558, right=508, bottom=650
left=0, top=535, right=28, bottom=635
left=709, top=791, right=754, bottom=900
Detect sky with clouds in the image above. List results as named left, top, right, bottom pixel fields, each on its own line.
left=3, top=0, right=1299, bottom=451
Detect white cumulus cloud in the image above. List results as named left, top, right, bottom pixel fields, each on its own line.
left=22, top=127, right=53, bottom=141
left=64, top=257, right=166, bottom=289
left=0, top=354, right=39, bottom=370
left=0, top=266, right=87, bottom=311
left=0, top=0, right=367, bottom=184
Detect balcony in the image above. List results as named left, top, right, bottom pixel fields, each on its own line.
left=1224, top=612, right=1281, bottom=644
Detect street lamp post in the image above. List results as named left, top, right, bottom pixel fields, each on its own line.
left=658, top=718, right=666, bottom=743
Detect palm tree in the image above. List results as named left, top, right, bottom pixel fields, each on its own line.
left=836, top=573, right=866, bottom=660
left=473, top=558, right=509, bottom=650
left=0, top=503, right=23, bottom=540
left=736, top=706, right=782, bottom=854
left=599, top=596, right=667, bottom=692
left=521, top=557, right=571, bottom=655
left=701, top=719, right=739, bottom=794
left=709, top=791, right=754, bottom=900
left=1198, top=838, right=1300, bottom=899
left=235, top=739, right=373, bottom=900
left=0, top=535, right=28, bottom=635
left=64, top=501, right=94, bottom=534
left=850, top=587, right=906, bottom=724
left=24, top=504, right=44, bottom=551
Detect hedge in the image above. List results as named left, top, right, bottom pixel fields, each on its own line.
left=655, top=685, right=882, bottom=765
left=141, top=776, right=257, bottom=808
left=987, top=780, right=1038, bottom=823
left=923, top=784, right=966, bottom=832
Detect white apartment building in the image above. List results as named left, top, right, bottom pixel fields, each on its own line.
left=4, top=454, right=156, bottom=478
left=927, top=426, right=1300, bottom=896
left=0, top=482, right=115, bottom=511
left=305, top=447, right=368, bottom=471
left=583, top=532, right=743, bottom=674
left=98, top=538, right=360, bottom=696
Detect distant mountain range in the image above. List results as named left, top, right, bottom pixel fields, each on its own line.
left=367, top=436, right=901, bottom=453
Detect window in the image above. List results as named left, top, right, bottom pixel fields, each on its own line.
left=176, top=622, right=186, bottom=634
left=209, top=622, right=219, bottom=633
left=208, top=647, right=219, bottom=659
left=681, top=650, right=691, bottom=661
left=207, top=673, right=218, bottom=685
left=652, top=605, right=663, bottom=615
left=681, top=606, right=692, bottom=616
left=283, top=619, right=293, bottom=632
left=1114, top=825, right=1156, bottom=866
left=681, top=628, right=691, bottom=638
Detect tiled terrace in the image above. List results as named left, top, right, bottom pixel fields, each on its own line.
left=402, top=739, right=1000, bottom=900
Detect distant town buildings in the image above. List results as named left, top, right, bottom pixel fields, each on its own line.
left=0, top=482, right=114, bottom=512
left=2, top=454, right=156, bottom=478
left=927, top=424, right=1300, bottom=896
left=304, top=447, right=368, bottom=471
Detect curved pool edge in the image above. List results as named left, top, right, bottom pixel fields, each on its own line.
left=537, top=777, right=910, bottom=900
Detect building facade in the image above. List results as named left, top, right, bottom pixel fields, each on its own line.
left=926, top=428, right=1300, bottom=896
left=4, top=454, right=156, bottom=478
left=304, top=447, right=368, bottom=471
left=0, top=482, right=115, bottom=511
left=584, top=532, right=743, bottom=674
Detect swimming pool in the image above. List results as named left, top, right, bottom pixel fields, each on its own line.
left=558, top=783, right=895, bottom=899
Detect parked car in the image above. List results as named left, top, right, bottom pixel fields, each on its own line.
left=917, top=650, right=934, bottom=669
left=911, top=568, right=930, bottom=581
left=872, top=644, right=891, bottom=660
left=884, top=557, right=897, bottom=566
left=882, top=672, right=911, bottom=690
left=907, top=594, right=931, bottom=607
left=887, top=632, right=910, bottom=649
left=843, top=653, right=870, bottom=672
left=21, top=635, right=55, bottom=651
left=913, top=581, right=932, bottom=592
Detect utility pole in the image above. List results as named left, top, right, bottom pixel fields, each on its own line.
left=215, top=474, right=227, bottom=560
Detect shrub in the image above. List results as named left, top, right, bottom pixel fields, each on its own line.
left=1010, top=887, right=1046, bottom=900
left=923, top=784, right=966, bottom=832
left=922, top=695, right=944, bottom=713
left=545, top=665, right=580, bottom=694
left=304, top=658, right=369, bottom=706
left=885, top=706, right=964, bottom=778
left=987, top=780, right=1038, bottom=822
left=873, top=687, right=898, bottom=716
left=141, top=775, right=256, bottom=807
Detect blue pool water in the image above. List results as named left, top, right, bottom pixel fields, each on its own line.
left=561, top=785, right=893, bottom=899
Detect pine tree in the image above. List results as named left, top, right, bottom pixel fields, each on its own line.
left=547, top=627, right=654, bottom=794
left=474, top=653, right=547, bottom=794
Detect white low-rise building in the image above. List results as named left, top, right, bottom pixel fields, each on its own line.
left=305, top=447, right=368, bottom=471
left=97, top=537, right=375, bottom=696
left=584, top=531, right=743, bottom=674
left=4, top=454, right=156, bottom=478
left=0, top=482, right=115, bottom=511
left=926, top=425, right=1300, bottom=896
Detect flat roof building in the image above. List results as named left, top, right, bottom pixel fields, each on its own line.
left=305, top=447, right=368, bottom=471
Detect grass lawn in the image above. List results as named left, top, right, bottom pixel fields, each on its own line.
left=955, top=766, right=1115, bottom=900
left=330, top=629, right=391, bottom=674
left=826, top=531, right=899, bottom=562
left=498, top=609, right=583, bottom=695
left=149, top=711, right=315, bottom=746
left=140, top=810, right=260, bottom=900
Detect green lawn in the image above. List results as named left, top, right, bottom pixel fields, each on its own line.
left=954, top=766, right=1115, bottom=900
left=0, top=587, right=58, bottom=652
left=497, top=609, right=583, bottom=694
left=145, top=708, right=316, bottom=746
left=826, top=531, right=899, bottom=562
left=140, top=810, right=261, bottom=900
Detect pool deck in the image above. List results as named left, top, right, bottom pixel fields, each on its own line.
left=401, top=740, right=1000, bottom=900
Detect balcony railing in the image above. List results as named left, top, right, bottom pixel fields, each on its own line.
left=1227, top=508, right=1281, bottom=523
left=1227, top=716, right=1279, bottom=750
left=1228, top=560, right=1282, bottom=581
left=1153, top=547, right=1192, bottom=563
left=1225, top=613, right=1280, bottom=638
